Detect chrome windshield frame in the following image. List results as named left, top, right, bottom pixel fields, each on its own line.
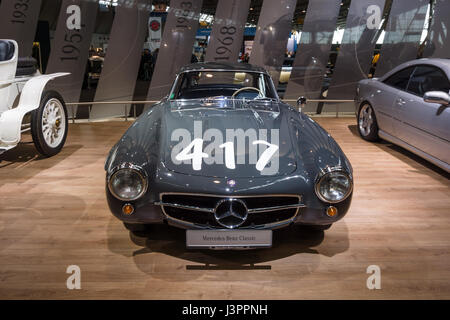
left=168, top=69, right=280, bottom=103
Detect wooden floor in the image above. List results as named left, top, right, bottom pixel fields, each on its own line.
left=0, top=118, right=449, bottom=299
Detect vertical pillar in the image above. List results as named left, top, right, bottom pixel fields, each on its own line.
left=0, top=0, right=42, bottom=57
left=204, top=0, right=251, bottom=62
left=249, top=0, right=297, bottom=87
left=146, top=0, right=203, bottom=103
left=284, top=0, right=341, bottom=113
left=46, top=0, right=98, bottom=118
left=90, top=0, right=152, bottom=120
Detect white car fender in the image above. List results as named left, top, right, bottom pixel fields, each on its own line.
left=0, top=72, right=69, bottom=147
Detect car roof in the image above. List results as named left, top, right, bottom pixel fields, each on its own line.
left=180, top=62, right=268, bottom=74
left=380, top=58, right=450, bottom=80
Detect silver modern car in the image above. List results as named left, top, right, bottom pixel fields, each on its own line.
left=355, top=58, right=450, bottom=172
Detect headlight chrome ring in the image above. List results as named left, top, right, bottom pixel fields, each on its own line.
left=107, top=163, right=148, bottom=201
left=314, top=167, right=353, bottom=204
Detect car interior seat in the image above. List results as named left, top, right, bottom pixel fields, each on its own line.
left=0, top=40, right=37, bottom=77
left=0, top=40, right=15, bottom=62
left=16, top=57, right=38, bottom=76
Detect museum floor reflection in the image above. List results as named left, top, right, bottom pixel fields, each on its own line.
left=123, top=222, right=349, bottom=273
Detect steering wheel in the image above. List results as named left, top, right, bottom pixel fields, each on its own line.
left=231, top=87, right=263, bottom=99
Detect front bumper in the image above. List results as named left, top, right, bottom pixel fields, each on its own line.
left=107, top=188, right=352, bottom=229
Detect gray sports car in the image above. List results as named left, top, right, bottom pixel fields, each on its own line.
left=356, top=58, right=450, bottom=172
left=105, top=62, right=353, bottom=249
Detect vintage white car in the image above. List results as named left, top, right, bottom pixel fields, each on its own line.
left=0, top=39, right=69, bottom=158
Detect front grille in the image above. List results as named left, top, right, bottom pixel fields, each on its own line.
left=160, top=193, right=303, bottom=229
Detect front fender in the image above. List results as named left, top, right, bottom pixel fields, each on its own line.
left=0, top=72, right=69, bottom=147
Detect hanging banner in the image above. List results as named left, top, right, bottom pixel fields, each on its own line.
left=422, top=0, right=450, bottom=58
left=46, top=0, right=98, bottom=118
left=374, top=0, right=428, bottom=77
left=0, top=0, right=42, bottom=57
left=90, top=0, right=152, bottom=120
left=249, top=0, right=296, bottom=88
left=204, top=0, right=251, bottom=62
left=283, top=0, right=341, bottom=112
left=148, top=16, right=162, bottom=52
left=146, top=0, right=203, bottom=103
left=327, top=0, right=386, bottom=111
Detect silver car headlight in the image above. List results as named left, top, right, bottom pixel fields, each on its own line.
left=108, top=164, right=148, bottom=201
left=315, top=168, right=353, bottom=203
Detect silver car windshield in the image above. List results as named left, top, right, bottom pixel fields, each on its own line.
left=169, top=70, right=279, bottom=102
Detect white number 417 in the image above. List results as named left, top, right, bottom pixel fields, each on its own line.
left=175, top=138, right=279, bottom=172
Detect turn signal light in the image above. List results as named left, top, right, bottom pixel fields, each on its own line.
left=326, top=206, right=338, bottom=217
left=122, top=204, right=135, bottom=215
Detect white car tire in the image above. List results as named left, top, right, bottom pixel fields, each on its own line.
left=31, top=91, right=68, bottom=157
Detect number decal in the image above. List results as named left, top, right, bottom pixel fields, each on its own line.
left=175, top=139, right=278, bottom=172
left=219, top=142, right=236, bottom=169
left=253, top=140, right=279, bottom=172
left=11, top=0, right=30, bottom=24
left=60, top=4, right=83, bottom=62
left=172, top=122, right=280, bottom=174
left=212, top=26, right=237, bottom=61
left=175, top=1, right=193, bottom=29
left=220, top=26, right=236, bottom=34
left=175, top=138, right=209, bottom=171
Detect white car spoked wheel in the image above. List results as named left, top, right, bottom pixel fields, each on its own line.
left=31, top=91, right=68, bottom=157
left=358, top=103, right=379, bottom=141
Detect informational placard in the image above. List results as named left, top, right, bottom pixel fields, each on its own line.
left=46, top=0, right=97, bottom=119
left=90, top=0, right=152, bottom=120
left=327, top=0, right=386, bottom=111
left=422, top=0, right=450, bottom=58
left=374, top=0, right=428, bottom=77
left=249, top=0, right=296, bottom=87
left=204, top=0, right=251, bottom=62
left=146, top=0, right=203, bottom=104
left=0, top=0, right=42, bottom=57
left=283, top=0, right=341, bottom=112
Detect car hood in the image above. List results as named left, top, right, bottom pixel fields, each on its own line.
left=162, top=101, right=297, bottom=178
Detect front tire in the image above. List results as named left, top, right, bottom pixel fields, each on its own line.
left=357, top=103, right=379, bottom=141
left=31, top=91, right=68, bottom=157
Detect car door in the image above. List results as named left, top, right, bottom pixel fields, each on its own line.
left=394, top=64, right=450, bottom=164
left=375, top=66, right=416, bottom=135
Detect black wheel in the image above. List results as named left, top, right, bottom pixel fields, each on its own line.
left=357, top=102, right=379, bottom=141
left=31, top=91, right=68, bottom=157
left=303, top=224, right=332, bottom=231
left=123, top=222, right=150, bottom=233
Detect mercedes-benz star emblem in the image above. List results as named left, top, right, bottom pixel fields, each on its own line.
left=214, top=199, right=248, bottom=229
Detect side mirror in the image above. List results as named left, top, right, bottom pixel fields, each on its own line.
left=423, top=91, right=450, bottom=105
left=297, top=96, right=307, bottom=112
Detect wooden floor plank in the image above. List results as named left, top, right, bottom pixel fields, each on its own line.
left=0, top=118, right=449, bottom=299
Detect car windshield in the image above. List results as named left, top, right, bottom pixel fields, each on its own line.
left=169, top=70, right=278, bottom=101
left=168, top=98, right=280, bottom=113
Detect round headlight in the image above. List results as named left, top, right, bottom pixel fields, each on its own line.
left=315, top=169, right=352, bottom=203
left=108, top=165, right=147, bottom=201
